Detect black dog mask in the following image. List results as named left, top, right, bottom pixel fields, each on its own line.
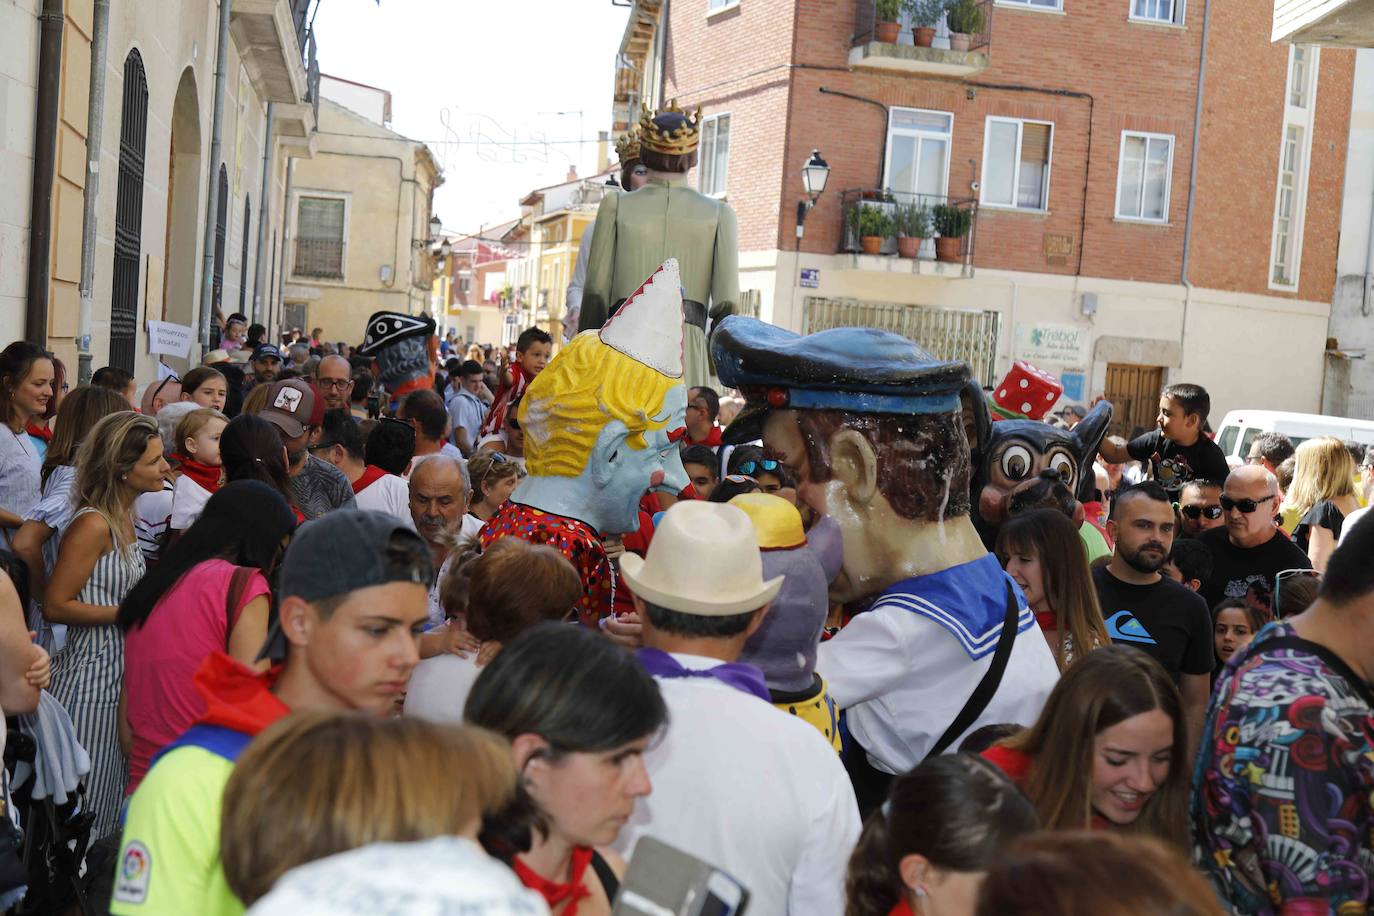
left=962, top=386, right=1113, bottom=548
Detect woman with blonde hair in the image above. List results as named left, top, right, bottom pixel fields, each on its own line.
left=995, top=508, right=1110, bottom=670
left=45, top=411, right=168, bottom=837
left=1288, top=435, right=1360, bottom=571
left=219, top=711, right=517, bottom=907
left=981, top=645, right=1190, bottom=850
left=466, top=450, right=521, bottom=523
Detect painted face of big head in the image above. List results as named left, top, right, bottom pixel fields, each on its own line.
left=519, top=333, right=688, bottom=534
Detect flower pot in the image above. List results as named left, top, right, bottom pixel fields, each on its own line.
left=949, top=32, right=971, bottom=51
left=935, top=236, right=964, bottom=262
left=913, top=26, right=936, bottom=47
left=861, top=236, right=885, bottom=255
left=876, top=20, right=901, bottom=43
left=896, top=236, right=921, bottom=259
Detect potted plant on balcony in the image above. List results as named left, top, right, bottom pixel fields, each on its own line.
left=932, top=203, right=972, bottom=262
left=894, top=202, right=930, bottom=259
left=858, top=204, right=894, bottom=256
left=905, top=0, right=947, bottom=47
left=946, top=0, right=984, bottom=51
left=875, top=0, right=903, bottom=43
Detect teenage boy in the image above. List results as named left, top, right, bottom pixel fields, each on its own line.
left=110, top=511, right=433, bottom=916
left=683, top=386, right=723, bottom=450
left=477, top=326, right=552, bottom=442
left=1098, top=383, right=1229, bottom=499
left=679, top=444, right=719, bottom=500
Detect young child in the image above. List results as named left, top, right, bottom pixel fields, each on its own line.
left=170, top=408, right=228, bottom=531
left=1162, top=538, right=1213, bottom=593
left=1212, top=597, right=1264, bottom=685
left=1098, top=383, right=1230, bottom=499
left=477, top=327, right=552, bottom=442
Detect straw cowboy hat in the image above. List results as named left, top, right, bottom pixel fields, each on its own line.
left=620, top=501, right=784, bottom=617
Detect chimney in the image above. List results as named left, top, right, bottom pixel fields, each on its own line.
left=566, top=165, right=578, bottom=182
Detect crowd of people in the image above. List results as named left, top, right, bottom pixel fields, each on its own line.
left=0, top=323, right=1372, bottom=916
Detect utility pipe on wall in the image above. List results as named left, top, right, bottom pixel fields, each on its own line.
left=76, top=0, right=112, bottom=383
left=24, top=0, right=65, bottom=346
left=198, top=0, right=234, bottom=350
left=252, top=102, right=275, bottom=324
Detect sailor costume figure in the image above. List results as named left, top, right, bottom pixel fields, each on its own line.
left=713, top=317, right=1060, bottom=815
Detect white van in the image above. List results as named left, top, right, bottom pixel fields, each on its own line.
left=1214, top=410, right=1374, bottom=462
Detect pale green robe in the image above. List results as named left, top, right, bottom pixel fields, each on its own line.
left=578, top=174, right=740, bottom=389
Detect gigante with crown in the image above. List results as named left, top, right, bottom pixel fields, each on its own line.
left=578, top=102, right=740, bottom=390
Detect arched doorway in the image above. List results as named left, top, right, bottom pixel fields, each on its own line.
left=163, top=68, right=202, bottom=358
left=109, top=49, right=149, bottom=373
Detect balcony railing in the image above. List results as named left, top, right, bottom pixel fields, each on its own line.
left=852, top=0, right=992, bottom=75
left=840, top=188, right=978, bottom=268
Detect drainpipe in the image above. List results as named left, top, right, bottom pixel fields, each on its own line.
left=198, top=0, right=234, bottom=351
left=252, top=102, right=275, bottom=324
left=654, top=0, right=670, bottom=108
left=1179, top=0, right=1213, bottom=355
left=76, top=0, right=112, bottom=383
left=274, top=156, right=296, bottom=338
left=818, top=87, right=889, bottom=188
left=24, top=0, right=65, bottom=346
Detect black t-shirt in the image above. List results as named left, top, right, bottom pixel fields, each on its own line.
left=1126, top=429, right=1231, bottom=497
left=1197, top=527, right=1312, bottom=617
left=1293, top=500, right=1346, bottom=553
left=1092, top=565, right=1214, bottom=685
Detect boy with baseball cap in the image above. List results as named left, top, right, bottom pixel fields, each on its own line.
left=614, top=500, right=860, bottom=916
left=110, top=511, right=433, bottom=915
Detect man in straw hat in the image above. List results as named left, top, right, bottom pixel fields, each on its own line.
left=616, top=500, right=859, bottom=916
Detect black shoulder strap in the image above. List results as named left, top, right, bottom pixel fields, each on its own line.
left=927, top=579, right=1020, bottom=759
left=224, top=566, right=255, bottom=651
left=1246, top=633, right=1374, bottom=709
left=589, top=851, right=620, bottom=902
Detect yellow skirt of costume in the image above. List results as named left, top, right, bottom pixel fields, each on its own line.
left=771, top=674, right=842, bottom=754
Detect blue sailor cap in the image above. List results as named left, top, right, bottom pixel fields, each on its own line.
left=712, top=316, right=972, bottom=446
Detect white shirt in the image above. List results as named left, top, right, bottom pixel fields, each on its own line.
left=1338, top=504, right=1370, bottom=546
left=134, top=481, right=175, bottom=564
left=354, top=472, right=414, bottom=528
left=818, top=600, right=1059, bottom=774
left=170, top=475, right=213, bottom=530
left=614, top=653, right=860, bottom=916
left=403, top=654, right=482, bottom=725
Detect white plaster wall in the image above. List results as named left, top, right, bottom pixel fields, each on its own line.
left=1329, top=46, right=1374, bottom=418
left=0, top=0, right=39, bottom=346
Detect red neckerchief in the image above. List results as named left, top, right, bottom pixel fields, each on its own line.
left=512, top=847, right=594, bottom=914
left=352, top=464, right=388, bottom=494
left=1035, top=610, right=1058, bottom=633
left=687, top=426, right=723, bottom=448
left=889, top=898, right=916, bottom=916
left=177, top=453, right=223, bottom=493
left=25, top=420, right=52, bottom=442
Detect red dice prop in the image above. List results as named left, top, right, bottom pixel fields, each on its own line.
left=992, top=361, right=1063, bottom=421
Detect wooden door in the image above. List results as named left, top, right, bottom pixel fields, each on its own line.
left=1103, top=364, right=1164, bottom=439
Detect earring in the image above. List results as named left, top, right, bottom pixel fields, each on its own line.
left=914, top=888, right=927, bottom=898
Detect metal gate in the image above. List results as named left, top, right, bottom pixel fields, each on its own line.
left=109, top=50, right=149, bottom=373
left=1103, top=363, right=1164, bottom=439
left=803, top=296, right=1002, bottom=388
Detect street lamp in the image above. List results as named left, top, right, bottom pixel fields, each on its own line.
left=429, top=214, right=443, bottom=240
left=796, top=149, right=830, bottom=239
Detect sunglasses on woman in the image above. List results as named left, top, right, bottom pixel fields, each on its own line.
left=1219, top=494, right=1275, bottom=514
left=736, top=459, right=779, bottom=476
left=1180, top=504, right=1223, bottom=520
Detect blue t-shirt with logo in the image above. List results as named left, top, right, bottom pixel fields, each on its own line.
left=1091, top=565, right=1214, bottom=685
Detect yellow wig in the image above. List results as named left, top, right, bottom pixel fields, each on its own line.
left=518, top=331, right=680, bottom=478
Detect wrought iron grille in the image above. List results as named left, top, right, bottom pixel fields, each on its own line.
left=110, top=50, right=149, bottom=373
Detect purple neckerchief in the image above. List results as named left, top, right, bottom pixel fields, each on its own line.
left=636, top=648, right=771, bottom=702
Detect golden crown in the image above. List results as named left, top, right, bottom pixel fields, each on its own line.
left=638, top=100, right=703, bottom=156
left=614, top=129, right=641, bottom=164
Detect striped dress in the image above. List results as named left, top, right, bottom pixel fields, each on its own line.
left=48, top=507, right=145, bottom=839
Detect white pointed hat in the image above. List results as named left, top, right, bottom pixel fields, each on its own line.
left=599, top=258, right=684, bottom=378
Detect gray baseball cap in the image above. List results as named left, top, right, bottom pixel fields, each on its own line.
left=258, top=510, right=434, bottom=662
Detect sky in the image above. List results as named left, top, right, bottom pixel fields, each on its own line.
left=311, top=0, right=631, bottom=237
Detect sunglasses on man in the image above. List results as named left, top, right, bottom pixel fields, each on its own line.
left=1220, top=494, right=1275, bottom=514
left=1179, top=504, right=1223, bottom=520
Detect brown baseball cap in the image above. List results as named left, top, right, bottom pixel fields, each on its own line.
left=260, top=379, right=323, bottom=438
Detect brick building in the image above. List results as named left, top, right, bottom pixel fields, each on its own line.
left=613, top=0, right=1363, bottom=426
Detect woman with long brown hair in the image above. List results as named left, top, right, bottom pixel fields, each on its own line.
left=844, top=754, right=1038, bottom=916
left=11, top=386, right=130, bottom=641
left=981, top=645, right=1190, bottom=849
left=995, top=508, right=1110, bottom=670
left=0, top=341, right=55, bottom=550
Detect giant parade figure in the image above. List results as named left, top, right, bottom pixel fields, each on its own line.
left=578, top=102, right=739, bottom=390
left=358, top=310, right=438, bottom=407
left=481, top=259, right=690, bottom=626
left=712, top=317, right=1061, bottom=816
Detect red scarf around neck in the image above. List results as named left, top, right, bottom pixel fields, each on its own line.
left=177, top=454, right=223, bottom=493
left=512, top=846, right=595, bottom=914
left=351, top=464, right=389, bottom=494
